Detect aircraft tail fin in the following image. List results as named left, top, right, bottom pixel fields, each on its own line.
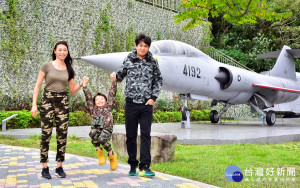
left=258, top=46, right=300, bottom=80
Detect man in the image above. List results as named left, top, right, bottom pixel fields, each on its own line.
left=114, top=33, right=163, bottom=176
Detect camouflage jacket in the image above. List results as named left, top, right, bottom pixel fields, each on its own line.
left=116, top=48, right=163, bottom=104
left=83, top=81, right=117, bottom=128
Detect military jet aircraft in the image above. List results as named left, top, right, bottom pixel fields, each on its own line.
left=79, top=40, right=300, bottom=126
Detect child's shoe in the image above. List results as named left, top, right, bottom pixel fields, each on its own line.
left=97, top=149, right=106, bottom=165
left=108, top=151, right=118, bottom=170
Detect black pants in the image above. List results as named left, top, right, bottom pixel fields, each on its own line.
left=125, top=101, right=153, bottom=170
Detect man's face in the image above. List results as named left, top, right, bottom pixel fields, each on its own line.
left=136, top=41, right=149, bottom=58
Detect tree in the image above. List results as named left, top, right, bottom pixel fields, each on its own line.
left=174, top=0, right=299, bottom=72
left=175, top=0, right=292, bottom=31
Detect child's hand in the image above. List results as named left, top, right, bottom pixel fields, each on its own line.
left=82, top=76, right=89, bottom=87
left=110, top=72, right=116, bottom=82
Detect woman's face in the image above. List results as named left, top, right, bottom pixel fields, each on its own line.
left=54, top=44, right=68, bottom=61
left=136, top=41, right=149, bottom=58
left=95, top=95, right=106, bottom=108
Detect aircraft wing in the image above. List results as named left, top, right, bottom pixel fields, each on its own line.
left=258, top=49, right=300, bottom=58
left=252, top=84, right=300, bottom=93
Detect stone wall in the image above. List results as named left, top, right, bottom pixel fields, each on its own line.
left=0, top=0, right=208, bottom=110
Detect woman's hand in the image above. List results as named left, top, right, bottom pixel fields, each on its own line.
left=31, top=105, right=38, bottom=118
left=81, top=76, right=89, bottom=87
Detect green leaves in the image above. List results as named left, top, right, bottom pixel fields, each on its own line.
left=175, top=0, right=293, bottom=31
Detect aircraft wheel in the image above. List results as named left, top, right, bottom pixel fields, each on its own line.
left=182, top=108, right=190, bottom=121
left=209, top=110, right=219, bottom=123
left=266, top=110, right=276, bottom=126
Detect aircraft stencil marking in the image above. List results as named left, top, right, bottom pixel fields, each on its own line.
left=183, top=65, right=201, bottom=78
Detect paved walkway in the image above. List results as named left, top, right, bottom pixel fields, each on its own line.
left=1, top=119, right=299, bottom=187
left=0, top=144, right=217, bottom=188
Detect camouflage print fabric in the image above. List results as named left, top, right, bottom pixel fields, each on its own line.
left=83, top=81, right=117, bottom=128
left=39, top=90, right=69, bottom=163
left=116, top=48, right=163, bottom=104
left=89, top=126, right=113, bottom=152
left=83, top=82, right=117, bottom=151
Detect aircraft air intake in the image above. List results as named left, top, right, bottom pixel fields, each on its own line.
left=214, top=67, right=233, bottom=89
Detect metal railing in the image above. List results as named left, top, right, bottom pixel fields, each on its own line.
left=207, top=46, right=253, bottom=71
left=136, top=0, right=182, bottom=12
left=2, top=114, right=18, bottom=132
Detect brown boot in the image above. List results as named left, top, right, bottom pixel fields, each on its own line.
left=108, top=151, right=118, bottom=171
left=97, top=149, right=106, bottom=165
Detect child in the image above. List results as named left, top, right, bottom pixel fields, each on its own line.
left=81, top=73, right=118, bottom=170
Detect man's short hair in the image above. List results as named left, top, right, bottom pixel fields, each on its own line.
left=135, top=33, right=151, bottom=47
left=93, top=93, right=107, bottom=104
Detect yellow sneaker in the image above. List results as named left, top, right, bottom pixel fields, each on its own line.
left=108, top=151, right=118, bottom=171
left=96, top=149, right=106, bottom=165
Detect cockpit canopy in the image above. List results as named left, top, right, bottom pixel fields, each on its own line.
left=150, top=40, right=207, bottom=57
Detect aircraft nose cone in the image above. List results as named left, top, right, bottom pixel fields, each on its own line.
left=214, top=71, right=228, bottom=84
left=80, top=52, right=130, bottom=72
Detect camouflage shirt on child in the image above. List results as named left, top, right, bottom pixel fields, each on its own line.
left=83, top=81, right=117, bottom=150
left=83, top=81, right=117, bottom=128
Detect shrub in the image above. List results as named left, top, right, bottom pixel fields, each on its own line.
left=69, top=111, right=91, bottom=126
left=113, top=109, right=125, bottom=124
left=0, top=110, right=91, bottom=130
left=153, top=111, right=182, bottom=123
left=0, top=110, right=40, bottom=129
left=190, top=109, right=210, bottom=121
left=0, top=109, right=211, bottom=130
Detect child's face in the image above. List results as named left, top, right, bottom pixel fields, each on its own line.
left=95, top=96, right=106, bottom=108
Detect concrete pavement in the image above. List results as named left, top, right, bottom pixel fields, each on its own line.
left=1, top=119, right=300, bottom=145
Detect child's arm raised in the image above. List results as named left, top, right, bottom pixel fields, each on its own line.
left=107, top=72, right=117, bottom=111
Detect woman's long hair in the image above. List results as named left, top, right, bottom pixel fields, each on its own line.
left=52, top=41, right=75, bottom=81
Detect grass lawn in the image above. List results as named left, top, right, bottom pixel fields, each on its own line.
left=0, top=135, right=299, bottom=187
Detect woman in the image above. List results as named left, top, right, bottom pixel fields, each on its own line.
left=31, top=41, right=84, bottom=179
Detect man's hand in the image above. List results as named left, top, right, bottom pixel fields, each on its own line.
left=145, top=99, right=154, bottom=105
left=110, top=72, right=116, bottom=82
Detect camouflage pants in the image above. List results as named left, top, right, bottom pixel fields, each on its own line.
left=39, top=90, right=69, bottom=163
left=89, top=126, right=113, bottom=152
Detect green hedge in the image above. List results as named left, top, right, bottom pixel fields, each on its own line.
left=190, top=109, right=211, bottom=121
left=0, top=110, right=91, bottom=130
left=0, top=110, right=40, bottom=129
left=0, top=109, right=210, bottom=130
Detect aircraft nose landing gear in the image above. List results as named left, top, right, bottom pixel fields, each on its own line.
left=181, top=107, right=191, bottom=128
left=179, top=94, right=191, bottom=129
left=209, top=102, right=232, bottom=124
